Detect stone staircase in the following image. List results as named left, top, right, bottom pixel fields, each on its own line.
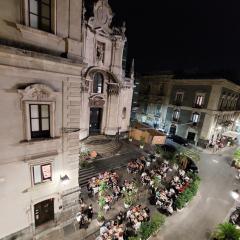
left=78, top=151, right=140, bottom=187
left=82, top=135, right=122, bottom=158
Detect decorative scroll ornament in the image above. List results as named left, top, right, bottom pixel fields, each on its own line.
left=89, top=95, right=105, bottom=108
left=107, top=84, right=119, bottom=95
left=18, top=84, right=56, bottom=101
left=81, top=79, right=90, bottom=92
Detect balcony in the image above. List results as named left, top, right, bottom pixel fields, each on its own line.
left=139, top=94, right=164, bottom=103
left=173, top=101, right=182, bottom=106
left=193, top=104, right=204, bottom=109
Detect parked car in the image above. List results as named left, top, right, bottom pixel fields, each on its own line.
left=185, top=158, right=199, bottom=173
left=160, top=144, right=177, bottom=153
left=169, top=135, right=189, bottom=146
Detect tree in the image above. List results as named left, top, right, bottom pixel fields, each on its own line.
left=233, top=149, right=240, bottom=168
left=212, top=222, right=240, bottom=240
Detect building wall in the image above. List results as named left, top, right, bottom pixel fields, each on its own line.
left=137, top=75, right=240, bottom=146
left=169, top=84, right=212, bottom=108
left=0, top=0, right=85, bottom=236
left=0, top=56, right=72, bottom=238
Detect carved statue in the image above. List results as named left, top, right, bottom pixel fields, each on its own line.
left=96, top=43, right=104, bottom=63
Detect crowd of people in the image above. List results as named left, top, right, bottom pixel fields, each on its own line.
left=76, top=198, right=94, bottom=229
left=98, top=219, right=125, bottom=240
left=140, top=160, right=171, bottom=187
left=126, top=205, right=150, bottom=231
left=78, top=151, right=197, bottom=239
left=87, top=171, right=119, bottom=196
left=153, top=169, right=192, bottom=215
left=127, top=158, right=145, bottom=174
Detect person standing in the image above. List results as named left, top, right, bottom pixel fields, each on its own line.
left=87, top=204, right=93, bottom=222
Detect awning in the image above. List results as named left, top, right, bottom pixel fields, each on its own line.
left=222, top=131, right=239, bottom=139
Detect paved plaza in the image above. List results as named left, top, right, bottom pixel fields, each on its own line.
left=33, top=142, right=240, bottom=240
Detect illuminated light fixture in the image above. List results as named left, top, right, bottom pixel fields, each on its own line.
left=217, top=126, right=222, bottom=131
left=60, top=174, right=70, bottom=185
left=230, top=189, right=239, bottom=201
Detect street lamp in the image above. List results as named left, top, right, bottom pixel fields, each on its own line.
left=60, top=174, right=70, bottom=185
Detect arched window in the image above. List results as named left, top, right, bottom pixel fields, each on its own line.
left=93, top=73, right=104, bottom=93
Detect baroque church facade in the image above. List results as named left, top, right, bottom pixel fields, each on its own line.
left=0, top=0, right=133, bottom=239
left=80, top=0, right=133, bottom=139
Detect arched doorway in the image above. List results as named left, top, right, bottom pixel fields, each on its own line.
left=89, top=108, right=102, bottom=134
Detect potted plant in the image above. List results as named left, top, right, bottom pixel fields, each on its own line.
left=233, top=149, right=240, bottom=169
left=123, top=185, right=138, bottom=208
left=211, top=222, right=240, bottom=240
left=140, top=136, right=145, bottom=149
left=97, top=181, right=108, bottom=223
left=152, top=176, right=162, bottom=190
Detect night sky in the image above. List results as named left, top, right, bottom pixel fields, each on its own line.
left=108, top=0, right=240, bottom=80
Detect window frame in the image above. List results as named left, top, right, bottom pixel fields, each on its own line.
left=29, top=104, right=50, bottom=139
left=24, top=101, right=55, bottom=141
left=175, top=91, right=184, bottom=104
left=173, top=109, right=180, bottom=121
left=93, top=73, right=104, bottom=94
left=192, top=112, right=200, bottom=124
left=32, top=162, right=52, bottom=185
left=26, top=0, right=51, bottom=33
left=194, top=93, right=205, bottom=107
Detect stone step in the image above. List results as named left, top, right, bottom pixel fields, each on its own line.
left=78, top=162, right=128, bottom=187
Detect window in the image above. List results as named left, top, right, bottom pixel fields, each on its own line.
left=93, top=73, right=104, bottom=93
left=33, top=163, right=52, bottom=185
left=175, top=91, right=184, bottom=105
left=29, top=0, right=51, bottom=32
left=30, top=104, right=50, bottom=138
left=195, top=94, right=204, bottom=107
left=173, top=109, right=180, bottom=121
left=192, top=112, right=200, bottom=123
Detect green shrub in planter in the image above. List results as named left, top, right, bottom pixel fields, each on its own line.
left=211, top=222, right=240, bottom=240
left=137, top=212, right=165, bottom=240
left=80, top=160, right=91, bottom=168
left=128, top=237, right=140, bottom=240
left=175, top=175, right=200, bottom=210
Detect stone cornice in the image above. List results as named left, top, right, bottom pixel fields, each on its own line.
left=0, top=44, right=86, bottom=74
left=169, top=104, right=240, bottom=115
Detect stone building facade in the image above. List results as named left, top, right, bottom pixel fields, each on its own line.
left=0, top=0, right=133, bottom=239
left=135, top=74, right=240, bottom=146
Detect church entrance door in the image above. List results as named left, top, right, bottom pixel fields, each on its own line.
left=89, top=108, right=102, bottom=134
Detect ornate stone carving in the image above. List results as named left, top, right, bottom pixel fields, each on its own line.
left=18, top=84, right=56, bottom=101
left=107, top=84, right=119, bottom=95
left=88, top=0, right=113, bottom=34
left=96, top=42, right=105, bottom=64
left=81, top=79, right=90, bottom=92
left=89, top=95, right=105, bottom=108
